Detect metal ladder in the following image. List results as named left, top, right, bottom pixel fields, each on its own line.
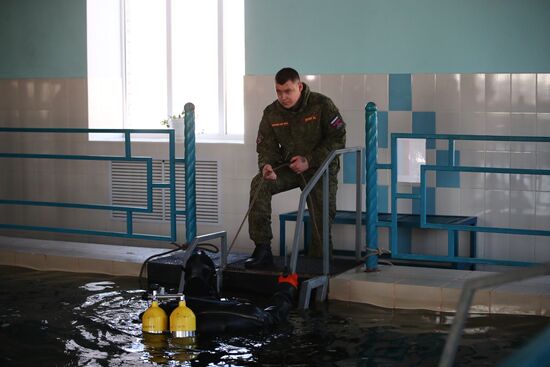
left=286, top=146, right=364, bottom=309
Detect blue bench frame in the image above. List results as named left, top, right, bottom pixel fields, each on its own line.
left=279, top=210, right=477, bottom=266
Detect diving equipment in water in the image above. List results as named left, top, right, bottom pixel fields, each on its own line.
left=142, top=291, right=168, bottom=334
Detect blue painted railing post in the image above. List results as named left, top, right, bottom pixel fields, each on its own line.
left=184, top=103, right=197, bottom=243
left=365, top=102, right=379, bottom=271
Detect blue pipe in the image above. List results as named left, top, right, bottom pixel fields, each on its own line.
left=365, top=102, right=379, bottom=271
left=184, top=103, right=197, bottom=243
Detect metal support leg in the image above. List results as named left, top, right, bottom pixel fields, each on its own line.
left=298, top=275, right=329, bottom=309
left=280, top=217, right=286, bottom=257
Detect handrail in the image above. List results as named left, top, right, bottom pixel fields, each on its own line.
left=387, top=132, right=550, bottom=267
left=0, top=128, right=174, bottom=241
left=438, top=262, right=550, bottom=367
left=0, top=103, right=198, bottom=243
left=289, top=146, right=363, bottom=275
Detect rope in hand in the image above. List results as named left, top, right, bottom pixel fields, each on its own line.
left=227, top=162, right=288, bottom=254
left=227, top=162, right=322, bottom=257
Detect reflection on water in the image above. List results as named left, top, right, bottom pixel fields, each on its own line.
left=0, top=265, right=548, bottom=366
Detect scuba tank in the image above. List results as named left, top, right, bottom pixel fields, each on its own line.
left=142, top=290, right=168, bottom=334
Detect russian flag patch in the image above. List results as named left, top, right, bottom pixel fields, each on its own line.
left=329, top=115, right=344, bottom=129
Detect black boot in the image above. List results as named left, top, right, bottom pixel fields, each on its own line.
left=244, top=244, right=273, bottom=269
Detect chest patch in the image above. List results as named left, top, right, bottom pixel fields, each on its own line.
left=304, top=115, right=318, bottom=123
left=271, top=121, right=289, bottom=127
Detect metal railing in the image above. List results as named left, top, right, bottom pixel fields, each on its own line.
left=1, top=128, right=176, bottom=241
left=379, top=132, right=550, bottom=267
left=289, top=146, right=364, bottom=275
left=438, top=262, right=550, bottom=367
left=0, top=103, right=198, bottom=243
left=288, top=146, right=363, bottom=309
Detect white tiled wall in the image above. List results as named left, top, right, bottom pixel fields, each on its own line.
left=1, top=73, right=549, bottom=265
left=244, top=72, right=550, bottom=264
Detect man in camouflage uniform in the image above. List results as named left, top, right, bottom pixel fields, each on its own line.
left=245, top=67, right=346, bottom=268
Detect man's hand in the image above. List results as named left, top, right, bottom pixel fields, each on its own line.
left=262, top=164, right=277, bottom=181
left=289, top=155, right=309, bottom=174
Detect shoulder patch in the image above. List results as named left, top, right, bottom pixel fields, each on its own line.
left=329, top=115, right=344, bottom=129
left=256, top=133, right=263, bottom=145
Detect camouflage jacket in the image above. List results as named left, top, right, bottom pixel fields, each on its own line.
left=255, top=83, right=346, bottom=172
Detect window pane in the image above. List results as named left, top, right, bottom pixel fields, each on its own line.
left=88, top=0, right=244, bottom=140
left=124, top=0, right=168, bottom=129
left=224, top=0, right=245, bottom=136
left=171, top=0, right=220, bottom=135
left=87, top=0, right=124, bottom=131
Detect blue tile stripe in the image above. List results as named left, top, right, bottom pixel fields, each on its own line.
left=389, top=74, right=412, bottom=111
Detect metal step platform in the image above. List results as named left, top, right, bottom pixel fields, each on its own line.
left=146, top=250, right=359, bottom=297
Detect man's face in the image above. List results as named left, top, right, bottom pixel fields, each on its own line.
left=275, top=80, right=303, bottom=109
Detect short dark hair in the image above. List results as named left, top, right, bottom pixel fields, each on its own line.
left=275, top=67, right=300, bottom=84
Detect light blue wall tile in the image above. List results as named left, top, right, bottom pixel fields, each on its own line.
left=342, top=153, right=387, bottom=212
left=436, top=150, right=461, bottom=188
left=343, top=151, right=364, bottom=184
left=378, top=185, right=389, bottom=213
left=412, top=111, right=436, bottom=149
left=377, top=111, right=388, bottom=148
left=412, top=186, right=435, bottom=215
left=389, top=74, right=412, bottom=111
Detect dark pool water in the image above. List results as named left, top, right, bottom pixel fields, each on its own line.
left=0, top=265, right=548, bottom=366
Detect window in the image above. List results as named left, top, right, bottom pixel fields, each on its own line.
left=86, top=0, right=244, bottom=142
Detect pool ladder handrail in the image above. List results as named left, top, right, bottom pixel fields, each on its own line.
left=438, top=261, right=550, bottom=367
left=289, top=146, right=364, bottom=309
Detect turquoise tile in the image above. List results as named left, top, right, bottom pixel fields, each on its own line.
left=378, top=185, right=389, bottom=213
left=412, top=186, right=435, bottom=215
left=342, top=154, right=387, bottom=212
left=389, top=74, right=412, bottom=111
left=343, top=151, right=364, bottom=184
left=436, top=150, right=461, bottom=188
left=377, top=111, right=388, bottom=148
left=412, top=111, right=436, bottom=149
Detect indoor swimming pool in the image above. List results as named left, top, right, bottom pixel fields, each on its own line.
left=0, top=265, right=548, bottom=366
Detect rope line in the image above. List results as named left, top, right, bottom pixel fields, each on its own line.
left=227, top=162, right=288, bottom=254
left=227, top=163, right=322, bottom=258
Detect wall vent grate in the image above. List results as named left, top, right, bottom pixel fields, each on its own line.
left=111, top=160, right=220, bottom=224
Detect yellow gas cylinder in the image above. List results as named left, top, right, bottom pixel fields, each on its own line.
left=169, top=296, right=196, bottom=338
left=142, top=300, right=168, bottom=334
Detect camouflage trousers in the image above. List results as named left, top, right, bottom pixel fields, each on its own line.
left=248, top=166, right=338, bottom=257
